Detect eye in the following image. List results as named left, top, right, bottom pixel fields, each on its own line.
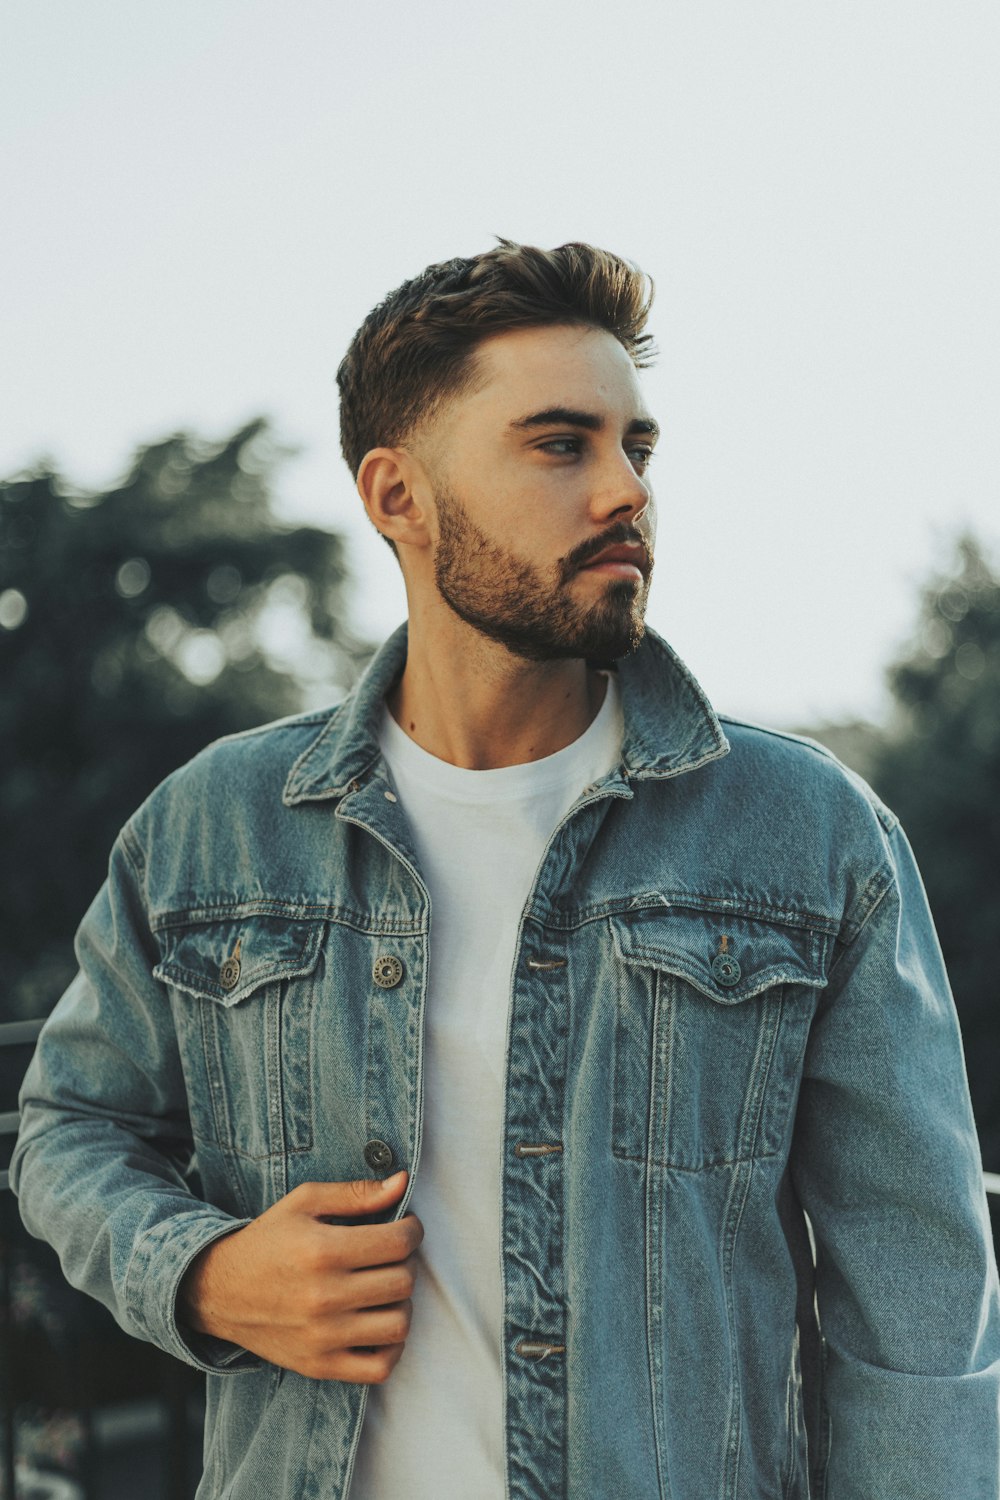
left=536, top=438, right=656, bottom=469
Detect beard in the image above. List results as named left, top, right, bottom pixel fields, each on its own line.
left=432, top=481, right=653, bottom=663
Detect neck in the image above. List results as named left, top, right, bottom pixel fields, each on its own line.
left=387, top=601, right=608, bottom=771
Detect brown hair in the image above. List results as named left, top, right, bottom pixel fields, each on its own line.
left=336, top=237, right=656, bottom=506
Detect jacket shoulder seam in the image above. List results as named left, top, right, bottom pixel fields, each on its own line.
left=119, top=820, right=147, bottom=880
left=716, top=715, right=898, bottom=834
left=831, top=859, right=895, bottom=964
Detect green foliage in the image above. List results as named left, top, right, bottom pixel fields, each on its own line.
left=0, top=420, right=369, bottom=1020
left=869, top=535, right=1000, bottom=1168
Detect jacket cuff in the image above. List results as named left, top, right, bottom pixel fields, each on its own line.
left=823, top=1338, right=1000, bottom=1496
left=124, top=1210, right=263, bottom=1375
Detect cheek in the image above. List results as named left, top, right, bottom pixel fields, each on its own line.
left=472, top=472, right=581, bottom=573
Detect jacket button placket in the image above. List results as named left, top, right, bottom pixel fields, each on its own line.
left=502, top=934, right=569, bottom=1499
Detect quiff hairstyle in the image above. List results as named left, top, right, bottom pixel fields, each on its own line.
left=337, top=238, right=656, bottom=545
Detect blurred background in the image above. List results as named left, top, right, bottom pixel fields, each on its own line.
left=2, top=1, right=998, bottom=1494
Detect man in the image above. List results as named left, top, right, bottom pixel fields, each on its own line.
left=13, top=239, right=1000, bottom=1499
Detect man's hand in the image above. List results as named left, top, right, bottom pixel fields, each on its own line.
left=178, top=1171, right=422, bottom=1383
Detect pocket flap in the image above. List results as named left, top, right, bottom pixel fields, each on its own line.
left=610, top=906, right=826, bottom=1004
left=153, top=915, right=326, bottom=1005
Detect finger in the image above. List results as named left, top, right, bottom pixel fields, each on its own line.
left=290, top=1173, right=408, bottom=1220
left=337, top=1253, right=419, bottom=1312
left=336, top=1299, right=413, bottom=1349
left=324, top=1341, right=406, bottom=1385
left=326, top=1213, right=424, bottom=1271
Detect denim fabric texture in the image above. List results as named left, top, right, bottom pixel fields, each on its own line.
left=13, top=623, right=1000, bottom=1499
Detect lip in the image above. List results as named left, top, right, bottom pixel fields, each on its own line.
left=583, top=561, right=645, bottom=580
left=578, top=543, right=649, bottom=581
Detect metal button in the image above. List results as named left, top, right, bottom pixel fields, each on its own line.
left=219, top=958, right=241, bottom=990
left=515, top=1338, right=566, bottom=1359
left=373, top=955, right=404, bottom=989
left=711, top=953, right=742, bottom=987
left=364, top=1139, right=394, bottom=1171
left=219, top=939, right=242, bottom=991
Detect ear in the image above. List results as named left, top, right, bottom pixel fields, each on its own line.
left=356, top=447, right=433, bottom=552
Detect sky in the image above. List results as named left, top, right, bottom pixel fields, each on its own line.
left=3, top=0, right=998, bottom=728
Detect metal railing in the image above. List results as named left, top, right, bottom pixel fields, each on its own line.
left=1, top=1019, right=45, bottom=1498
left=0, top=1019, right=44, bottom=1196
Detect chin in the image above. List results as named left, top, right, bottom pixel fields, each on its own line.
left=595, top=620, right=647, bottom=662
left=575, top=587, right=648, bottom=660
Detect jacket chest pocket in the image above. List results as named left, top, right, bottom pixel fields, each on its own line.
left=154, top=915, right=326, bottom=1161
left=610, top=908, right=826, bottom=1171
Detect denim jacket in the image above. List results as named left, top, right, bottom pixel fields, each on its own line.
left=13, top=624, right=1000, bottom=1499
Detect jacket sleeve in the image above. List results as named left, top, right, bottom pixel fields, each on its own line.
left=790, top=816, right=1000, bottom=1497
left=11, top=826, right=262, bottom=1376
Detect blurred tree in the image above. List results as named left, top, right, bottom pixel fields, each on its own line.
left=868, top=534, right=1000, bottom=1171
left=0, top=419, right=370, bottom=1021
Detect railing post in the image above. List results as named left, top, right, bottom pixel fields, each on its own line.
left=0, top=1019, right=46, bottom=1499
left=0, top=1195, right=17, bottom=1500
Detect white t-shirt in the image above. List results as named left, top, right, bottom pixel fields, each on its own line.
left=349, top=676, right=623, bottom=1500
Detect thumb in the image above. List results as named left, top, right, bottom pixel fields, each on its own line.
left=293, top=1171, right=408, bottom=1219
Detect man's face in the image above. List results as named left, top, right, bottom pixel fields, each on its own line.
left=415, top=323, right=657, bottom=662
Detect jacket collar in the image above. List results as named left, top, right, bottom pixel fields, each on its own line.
left=283, top=621, right=729, bottom=806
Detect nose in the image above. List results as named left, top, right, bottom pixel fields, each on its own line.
left=590, top=449, right=652, bottom=527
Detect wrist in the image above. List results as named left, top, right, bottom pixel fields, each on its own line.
left=178, top=1228, right=240, bottom=1338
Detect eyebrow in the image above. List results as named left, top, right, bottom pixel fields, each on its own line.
left=507, top=406, right=661, bottom=443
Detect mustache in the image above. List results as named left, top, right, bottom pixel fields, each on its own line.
left=559, top=521, right=654, bottom=584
